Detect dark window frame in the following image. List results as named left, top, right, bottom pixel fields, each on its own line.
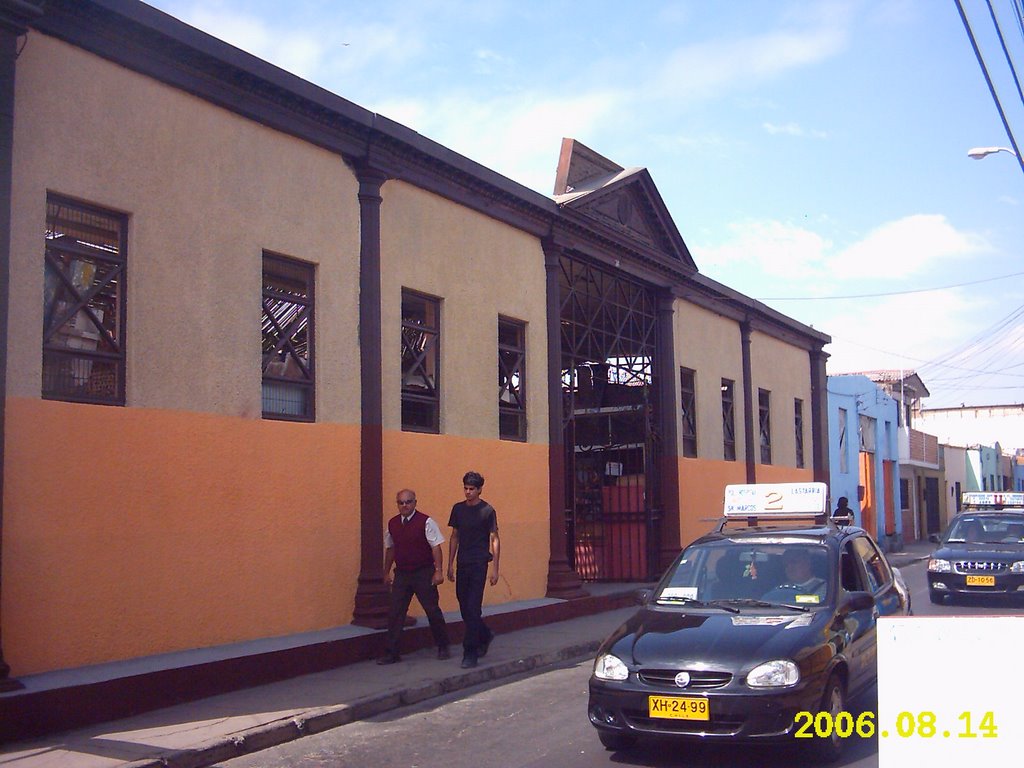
left=498, top=316, right=527, bottom=441
left=262, top=251, right=315, bottom=421
left=794, top=397, right=805, bottom=469
left=758, top=388, right=772, bottom=465
left=679, top=367, right=697, bottom=457
left=721, top=378, right=736, bottom=461
left=401, top=289, right=441, bottom=433
left=43, top=194, right=128, bottom=406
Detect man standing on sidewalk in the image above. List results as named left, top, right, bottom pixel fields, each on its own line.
left=378, top=489, right=451, bottom=664
left=447, top=471, right=500, bottom=669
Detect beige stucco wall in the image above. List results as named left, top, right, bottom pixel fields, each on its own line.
left=2, top=31, right=366, bottom=674
left=750, top=329, right=812, bottom=468
left=380, top=180, right=548, bottom=440
left=11, top=32, right=361, bottom=423
left=673, top=300, right=745, bottom=461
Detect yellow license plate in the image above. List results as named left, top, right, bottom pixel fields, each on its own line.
left=649, top=695, right=709, bottom=721
left=966, top=575, right=995, bottom=586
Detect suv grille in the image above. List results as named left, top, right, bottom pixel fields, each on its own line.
left=954, top=560, right=1006, bottom=574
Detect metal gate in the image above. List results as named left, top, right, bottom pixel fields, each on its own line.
left=558, top=254, right=661, bottom=581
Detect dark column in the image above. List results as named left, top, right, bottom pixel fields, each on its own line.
left=740, top=320, right=756, bottom=483
left=809, top=348, right=830, bottom=484
left=656, top=291, right=681, bottom=571
left=541, top=241, right=586, bottom=599
left=351, top=164, right=390, bottom=628
left=0, top=0, right=41, bottom=693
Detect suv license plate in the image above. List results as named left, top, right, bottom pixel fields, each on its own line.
left=649, top=695, right=709, bottom=720
left=966, top=575, right=995, bottom=586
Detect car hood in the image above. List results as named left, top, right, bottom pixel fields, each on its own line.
left=933, top=542, right=1024, bottom=561
left=601, top=606, right=829, bottom=670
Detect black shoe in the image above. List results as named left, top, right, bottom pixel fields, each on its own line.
left=376, top=654, right=401, bottom=665
left=437, top=646, right=451, bottom=660
left=478, top=632, right=493, bottom=658
left=460, top=655, right=478, bottom=669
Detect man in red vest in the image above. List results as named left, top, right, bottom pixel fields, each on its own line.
left=378, top=488, right=451, bottom=664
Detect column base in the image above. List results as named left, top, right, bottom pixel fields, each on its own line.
left=351, top=576, right=391, bottom=629
left=0, top=661, right=22, bottom=692
left=545, top=563, right=589, bottom=600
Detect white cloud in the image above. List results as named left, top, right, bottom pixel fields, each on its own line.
left=829, top=214, right=987, bottom=280
left=693, top=219, right=832, bottom=280
left=652, top=25, right=847, bottom=102
left=762, top=121, right=828, bottom=139
left=181, top=8, right=328, bottom=80
left=376, top=90, right=624, bottom=193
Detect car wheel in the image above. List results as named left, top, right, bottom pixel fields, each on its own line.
left=598, top=730, right=637, bottom=751
left=929, top=589, right=945, bottom=605
left=809, top=672, right=846, bottom=763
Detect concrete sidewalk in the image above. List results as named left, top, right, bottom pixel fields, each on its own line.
left=0, top=541, right=935, bottom=768
left=0, top=595, right=641, bottom=768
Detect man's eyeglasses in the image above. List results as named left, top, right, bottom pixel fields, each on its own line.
left=397, top=499, right=415, bottom=505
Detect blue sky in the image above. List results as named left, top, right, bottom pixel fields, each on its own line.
left=145, top=0, right=1024, bottom=411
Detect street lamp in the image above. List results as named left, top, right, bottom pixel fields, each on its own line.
left=967, top=146, right=1017, bottom=159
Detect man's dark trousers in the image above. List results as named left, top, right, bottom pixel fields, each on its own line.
left=456, top=561, right=491, bottom=657
left=384, top=565, right=449, bottom=656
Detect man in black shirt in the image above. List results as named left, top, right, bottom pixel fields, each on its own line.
left=447, top=471, right=500, bottom=668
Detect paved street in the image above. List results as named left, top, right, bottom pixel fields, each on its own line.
left=214, top=559, right=991, bottom=768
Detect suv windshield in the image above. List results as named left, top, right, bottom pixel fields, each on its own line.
left=947, top=514, right=1024, bottom=544
left=654, top=541, right=831, bottom=608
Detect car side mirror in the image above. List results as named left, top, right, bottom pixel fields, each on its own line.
left=635, top=588, right=653, bottom=606
left=929, top=533, right=940, bottom=544
left=843, top=591, right=875, bottom=612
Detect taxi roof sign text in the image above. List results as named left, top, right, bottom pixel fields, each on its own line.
left=724, top=482, right=828, bottom=518
left=962, top=491, right=1024, bottom=508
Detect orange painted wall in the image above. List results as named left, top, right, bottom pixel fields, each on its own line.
left=754, top=463, right=814, bottom=485
left=1, top=398, right=361, bottom=675
left=381, top=430, right=550, bottom=614
left=675, top=458, right=815, bottom=550
left=676, top=458, right=748, bottom=549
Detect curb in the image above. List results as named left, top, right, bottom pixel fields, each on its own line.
left=119, top=641, right=603, bottom=768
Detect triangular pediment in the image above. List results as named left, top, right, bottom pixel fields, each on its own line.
left=553, top=138, right=697, bottom=273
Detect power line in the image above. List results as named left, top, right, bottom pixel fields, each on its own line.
left=955, top=0, right=1024, bottom=179
left=757, top=269, right=1024, bottom=301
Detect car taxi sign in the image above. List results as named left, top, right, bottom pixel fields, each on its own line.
left=723, top=482, right=828, bottom=517
left=962, top=491, right=1024, bottom=508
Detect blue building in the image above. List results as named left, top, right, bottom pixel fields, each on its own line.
left=828, top=375, right=902, bottom=549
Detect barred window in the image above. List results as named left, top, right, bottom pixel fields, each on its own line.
left=679, top=367, right=697, bottom=457
left=43, top=195, right=127, bottom=405
left=794, top=398, right=805, bottom=468
left=262, top=253, right=314, bottom=421
left=498, top=317, right=526, bottom=441
left=402, top=289, right=440, bottom=432
left=758, top=388, right=772, bottom=465
left=721, top=379, right=736, bottom=461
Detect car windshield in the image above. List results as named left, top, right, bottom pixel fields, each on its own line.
left=947, top=515, right=1024, bottom=544
left=653, top=541, right=831, bottom=608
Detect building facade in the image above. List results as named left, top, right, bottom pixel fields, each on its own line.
left=0, top=0, right=830, bottom=688
left=826, top=374, right=901, bottom=549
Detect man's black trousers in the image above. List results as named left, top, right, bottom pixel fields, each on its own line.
left=456, top=561, right=492, bottom=658
left=384, top=565, right=449, bottom=656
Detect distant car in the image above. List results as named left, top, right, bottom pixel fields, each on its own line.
left=587, top=483, right=911, bottom=762
left=927, top=493, right=1024, bottom=604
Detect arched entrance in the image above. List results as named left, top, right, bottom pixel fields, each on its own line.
left=558, top=253, right=662, bottom=581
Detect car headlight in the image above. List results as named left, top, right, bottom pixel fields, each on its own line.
left=1010, top=561, right=1024, bottom=574
left=928, top=558, right=951, bottom=573
left=594, top=653, right=629, bottom=681
left=747, top=659, right=799, bottom=688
